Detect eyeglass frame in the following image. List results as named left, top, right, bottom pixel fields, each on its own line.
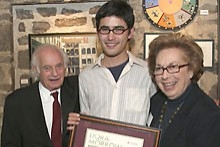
left=98, top=27, right=129, bottom=35
left=153, top=63, right=190, bottom=76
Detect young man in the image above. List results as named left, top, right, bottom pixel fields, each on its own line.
left=1, top=44, right=80, bottom=147
left=78, top=0, right=156, bottom=125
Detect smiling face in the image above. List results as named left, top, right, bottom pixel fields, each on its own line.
left=154, top=48, right=193, bottom=100
left=37, top=47, right=66, bottom=91
left=97, top=16, right=134, bottom=60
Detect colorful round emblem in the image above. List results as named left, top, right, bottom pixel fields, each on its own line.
left=143, top=0, right=199, bottom=31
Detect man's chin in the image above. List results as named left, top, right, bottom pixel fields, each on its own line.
left=49, top=83, right=62, bottom=90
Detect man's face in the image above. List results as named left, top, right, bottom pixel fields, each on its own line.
left=37, top=48, right=66, bottom=91
left=97, top=16, right=134, bottom=58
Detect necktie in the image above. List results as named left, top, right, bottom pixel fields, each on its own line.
left=51, top=91, right=62, bottom=147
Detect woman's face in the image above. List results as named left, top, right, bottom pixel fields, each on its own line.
left=154, top=48, right=193, bottom=100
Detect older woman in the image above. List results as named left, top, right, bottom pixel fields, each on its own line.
left=148, top=33, right=220, bottom=147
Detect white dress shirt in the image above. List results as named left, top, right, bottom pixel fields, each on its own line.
left=79, top=51, right=156, bottom=126
left=39, top=82, right=61, bottom=138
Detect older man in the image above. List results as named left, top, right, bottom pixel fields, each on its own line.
left=1, top=44, right=80, bottom=147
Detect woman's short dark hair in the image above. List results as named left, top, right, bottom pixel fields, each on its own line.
left=148, top=33, right=204, bottom=82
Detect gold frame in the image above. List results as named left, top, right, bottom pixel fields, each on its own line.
left=68, top=114, right=161, bottom=147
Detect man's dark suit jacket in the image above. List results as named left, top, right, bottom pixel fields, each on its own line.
left=1, top=76, right=80, bottom=147
left=150, top=82, right=220, bottom=147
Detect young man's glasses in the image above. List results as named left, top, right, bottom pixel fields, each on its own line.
left=154, top=64, right=189, bottom=76
left=98, top=27, right=128, bottom=35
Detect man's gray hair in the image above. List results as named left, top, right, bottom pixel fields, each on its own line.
left=30, top=44, right=69, bottom=80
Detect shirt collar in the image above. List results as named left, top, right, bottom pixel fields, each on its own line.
left=92, top=51, right=146, bottom=68
left=39, top=82, right=61, bottom=101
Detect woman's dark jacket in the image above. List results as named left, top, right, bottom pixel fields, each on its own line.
left=150, top=82, right=220, bottom=147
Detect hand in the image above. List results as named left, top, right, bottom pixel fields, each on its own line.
left=67, top=113, right=80, bottom=130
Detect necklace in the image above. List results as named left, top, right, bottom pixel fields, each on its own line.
left=158, top=100, right=184, bottom=129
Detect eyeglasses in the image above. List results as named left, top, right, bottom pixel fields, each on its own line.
left=154, top=63, right=189, bottom=76
left=98, top=27, right=129, bottom=35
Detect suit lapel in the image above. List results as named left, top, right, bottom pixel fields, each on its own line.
left=29, top=82, right=52, bottom=146
left=60, top=76, right=79, bottom=146
left=60, top=87, right=72, bottom=136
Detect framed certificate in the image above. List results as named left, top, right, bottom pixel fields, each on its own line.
left=68, top=114, right=161, bottom=147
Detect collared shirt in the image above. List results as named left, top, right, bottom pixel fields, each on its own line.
left=39, top=82, right=61, bottom=138
left=79, top=51, right=156, bottom=125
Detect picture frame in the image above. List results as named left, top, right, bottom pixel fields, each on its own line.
left=194, top=39, right=214, bottom=70
left=144, top=33, right=214, bottom=69
left=12, top=1, right=107, bottom=89
left=28, top=33, right=101, bottom=76
left=143, top=33, right=161, bottom=60
left=68, top=114, right=161, bottom=147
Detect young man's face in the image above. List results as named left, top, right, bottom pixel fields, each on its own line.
left=97, top=16, right=134, bottom=58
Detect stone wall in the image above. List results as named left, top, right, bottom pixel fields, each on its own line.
left=12, top=1, right=106, bottom=89
left=0, top=0, right=218, bottom=140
